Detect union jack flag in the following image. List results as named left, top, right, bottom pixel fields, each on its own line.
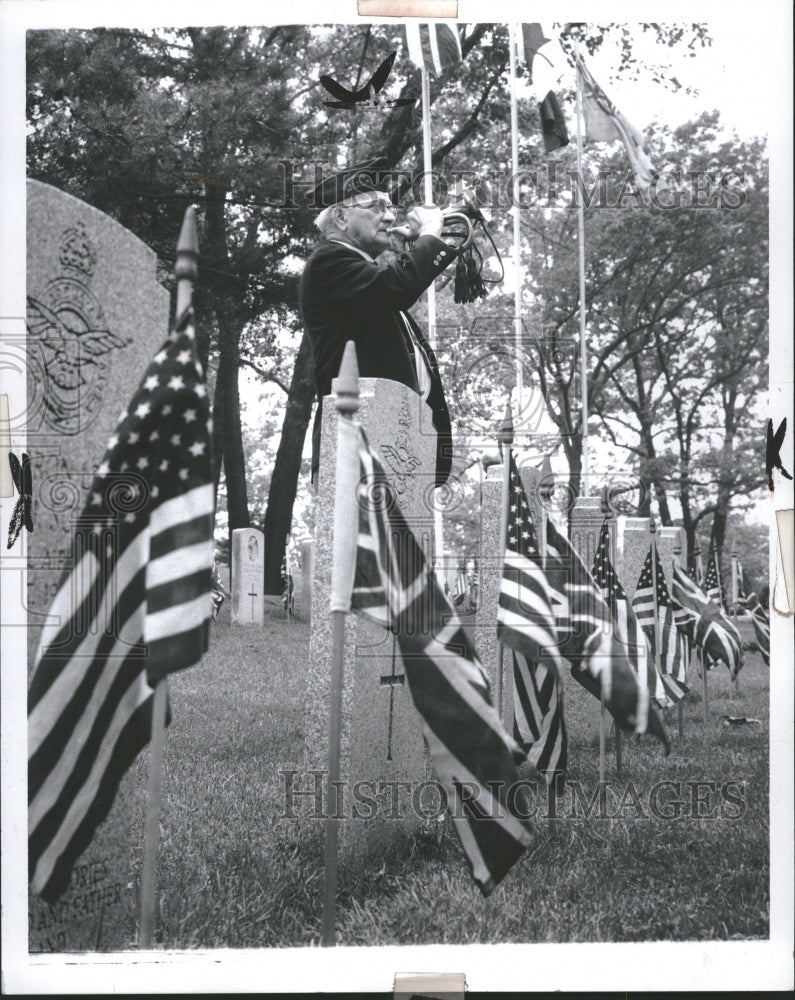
left=350, top=432, right=532, bottom=895
left=671, top=563, right=743, bottom=679
left=543, top=517, right=670, bottom=751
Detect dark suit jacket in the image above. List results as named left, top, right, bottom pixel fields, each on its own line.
left=299, top=235, right=455, bottom=487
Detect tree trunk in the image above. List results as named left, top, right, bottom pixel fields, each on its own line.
left=263, top=330, right=315, bottom=593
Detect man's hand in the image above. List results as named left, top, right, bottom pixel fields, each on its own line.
left=409, top=205, right=444, bottom=238
left=389, top=205, right=444, bottom=242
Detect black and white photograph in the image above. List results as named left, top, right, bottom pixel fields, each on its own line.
left=1, top=0, right=793, bottom=993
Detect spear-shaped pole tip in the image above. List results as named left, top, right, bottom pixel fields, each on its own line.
left=498, top=401, right=514, bottom=446
left=335, top=340, right=360, bottom=417
left=175, top=206, right=199, bottom=283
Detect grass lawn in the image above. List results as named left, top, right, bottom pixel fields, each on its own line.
left=134, top=604, right=769, bottom=948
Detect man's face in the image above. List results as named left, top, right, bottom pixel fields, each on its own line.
left=338, top=193, right=396, bottom=257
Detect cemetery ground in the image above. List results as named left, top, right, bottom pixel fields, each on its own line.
left=132, top=601, right=769, bottom=949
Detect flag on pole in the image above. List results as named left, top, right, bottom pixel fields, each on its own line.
left=704, top=545, right=725, bottom=608
left=496, top=456, right=567, bottom=791
left=671, top=563, right=744, bottom=679
left=28, top=307, right=214, bottom=902
left=404, top=22, right=462, bottom=77
left=631, top=545, right=687, bottom=704
left=590, top=521, right=662, bottom=725
left=350, top=431, right=532, bottom=895
left=516, top=23, right=552, bottom=81
left=538, top=91, right=570, bottom=152
left=452, top=565, right=468, bottom=606
left=575, top=53, right=656, bottom=199
left=543, top=518, right=670, bottom=750
left=736, top=562, right=770, bottom=666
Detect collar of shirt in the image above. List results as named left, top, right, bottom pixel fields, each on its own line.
left=327, top=238, right=376, bottom=264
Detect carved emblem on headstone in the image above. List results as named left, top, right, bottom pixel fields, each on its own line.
left=26, top=222, right=130, bottom=435
left=379, top=397, right=421, bottom=495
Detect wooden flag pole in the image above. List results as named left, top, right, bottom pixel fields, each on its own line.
left=418, top=60, right=446, bottom=596
left=139, top=678, right=168, bottom=948
left=139, top=205, right=198, bottom=948
left=508, top=23, right=524, bottom=424
left=495, top=402, right=515, bottom=719
left=322, top=341, right=361, bottom=947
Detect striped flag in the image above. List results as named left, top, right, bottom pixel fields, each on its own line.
left=575, top=53, right=656, bottom=200
left=350, top=431, right=532, bottom=895
left=631, top=545, right=687, bottom=705
left=543, top=518, right=670, bottom=751
left=590, top=521, right=662, bottom=725
left=28, top=307, right=214, bottom=902
left=452, top=565, right=468, bottom=606
left=705, top=546, right=725, bottom=608
left=496, top=455, right=567, bottom=792
left=736, top=562, right=770, bottom=666
left=404, top=22, right=462, bottom=77
left=671, top=563, right=743, bottom=679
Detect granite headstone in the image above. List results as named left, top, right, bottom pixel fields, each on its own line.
left=26, top=180, right=169, bottom=951
left=305, top=378, right=434, bottom=864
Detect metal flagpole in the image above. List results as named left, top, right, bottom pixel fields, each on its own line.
left=496, top=402, right=515, bottom=720
left=139, top=205, right=198, bottom=948
left=508, top=24, right=524, bottom=430
left=574, top=36, right=590, bottom=486
left=419, top=61, right=446, bottom=587
left=322, top=341, right=361, bottom=946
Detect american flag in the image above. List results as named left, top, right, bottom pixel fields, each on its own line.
left=404, top=22, right=462, bottom=77
left=350, top=431, right=532, bottom=896
left=28, top=307, right=213, bottom=902
left=736, top=562, right=769, bottom=666
left=496, top=456, right=567, bottom=792
left=543, top=518, right=670, bottom=751
left=590, top=521, right=661, bottom=727
left=671, top=563, right=743, bottom=679
left=452, top=566, right=469, bottom=606
left=631, top=544, right=687, bottom=705
left=704, top=546, right=725, bottom=608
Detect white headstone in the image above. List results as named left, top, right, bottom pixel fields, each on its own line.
left=231, top=527, right=264, bottom=625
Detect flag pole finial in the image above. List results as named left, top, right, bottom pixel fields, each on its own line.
left=175, top=206, right=198, bottom=318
